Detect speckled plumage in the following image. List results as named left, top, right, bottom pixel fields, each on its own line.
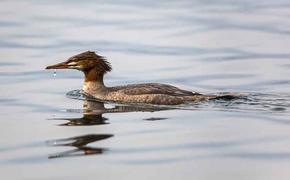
left=46, top=51, right=238, bottom=105
left=83, top=82, right=212, bottom=105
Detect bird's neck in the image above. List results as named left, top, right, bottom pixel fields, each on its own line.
left=83, top=68, right=107, bottom=95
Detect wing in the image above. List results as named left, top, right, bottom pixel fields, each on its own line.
left=110, top=83, right=200, bottom=96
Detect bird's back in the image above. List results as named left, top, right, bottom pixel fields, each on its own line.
left=103, top=83, right=209, bottom=105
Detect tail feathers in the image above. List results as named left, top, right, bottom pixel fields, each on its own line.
left=212, top=93, right=245, bottom=101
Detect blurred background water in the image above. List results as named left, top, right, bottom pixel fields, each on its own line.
left=1, top=0, right=290, bottom=179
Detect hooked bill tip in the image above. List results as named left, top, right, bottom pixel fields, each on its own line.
left=45, top=66, right=52, bottom=69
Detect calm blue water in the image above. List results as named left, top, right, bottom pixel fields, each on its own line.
left=1, top=0, right=290, bottom=179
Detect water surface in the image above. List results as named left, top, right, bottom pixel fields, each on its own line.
left=1, top=0, right=290, bottom=179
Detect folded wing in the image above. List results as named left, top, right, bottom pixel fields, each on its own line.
left=110, top=83, right=200, bottom=96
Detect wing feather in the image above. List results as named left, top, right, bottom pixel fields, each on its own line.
left=110, top=83, right=200, bottom=96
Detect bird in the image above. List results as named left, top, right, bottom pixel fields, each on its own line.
left=46, top=51, right=239, bottom=105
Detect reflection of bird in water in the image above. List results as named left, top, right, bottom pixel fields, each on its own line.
left=54, top=114, right=108, bottom=126
left=47, top=134, right=113, bottom=159
left=47, top=99, right=168, bottom=159
left=50, top=98, right=171, bottom=126
left=46, top=51, right=240, bottom=105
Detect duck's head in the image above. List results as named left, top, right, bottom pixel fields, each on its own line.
left=46, top=51, right=112, bottom=75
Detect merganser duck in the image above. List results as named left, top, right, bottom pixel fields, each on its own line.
left=46, top=51, right=238, bottom=105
